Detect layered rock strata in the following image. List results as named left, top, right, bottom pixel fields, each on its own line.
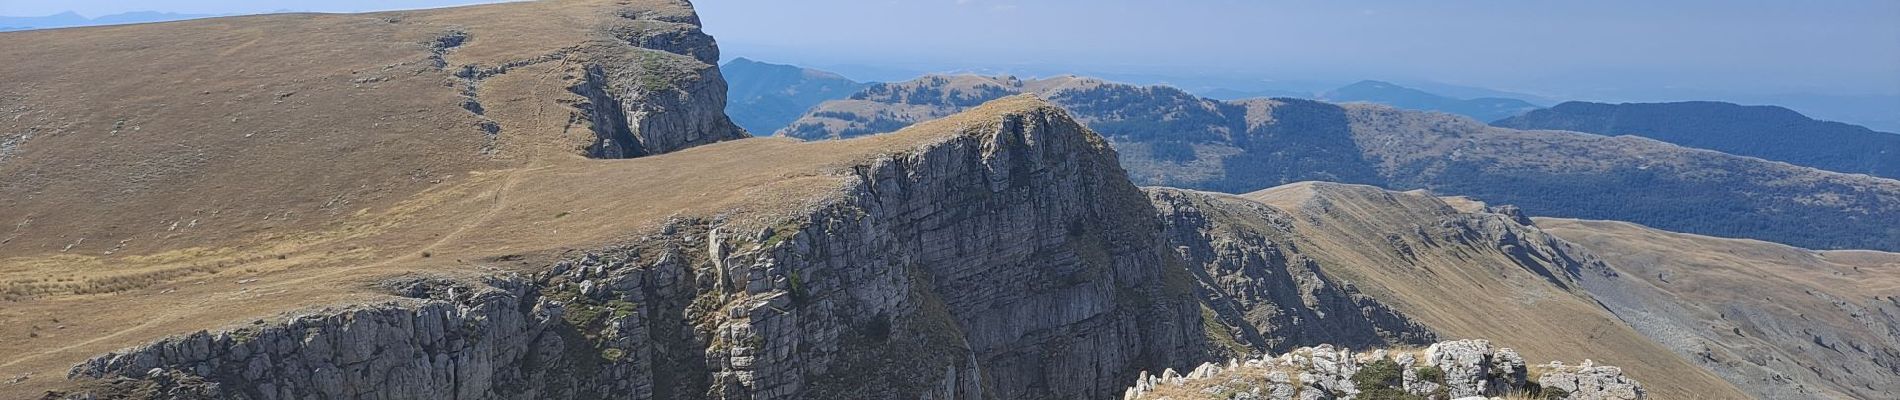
left=63, top=97, right=1208, bottom=400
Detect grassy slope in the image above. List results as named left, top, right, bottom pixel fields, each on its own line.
left=1539, top=217, right=1900, bottom=399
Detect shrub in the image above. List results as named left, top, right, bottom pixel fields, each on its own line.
left=1353, top=359, right=1425, bottom=400
left=1414, top=365, right=1445, bottom=383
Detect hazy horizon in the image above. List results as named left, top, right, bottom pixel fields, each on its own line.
left=6, top=0, right=1897, bottom=128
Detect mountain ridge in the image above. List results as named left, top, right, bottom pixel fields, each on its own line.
left=782, top=74, right=1900, bottom=252
left=1320, top=80, right=1540, bottom=122
left=1495, top=100, right=1900, bottom=179
left=721, top=57, right=868, bottom=135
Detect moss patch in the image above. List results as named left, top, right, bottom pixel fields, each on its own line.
left=1200, top=304, right=1251, bottom=356
left=1352, top=358, right=1425, bottom=400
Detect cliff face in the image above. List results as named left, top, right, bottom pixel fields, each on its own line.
left=1148, top=188, right=1436, bottom=353
left=569, top=2, right=747, bottom=157
left=63, top=96, right=1209, bottom=399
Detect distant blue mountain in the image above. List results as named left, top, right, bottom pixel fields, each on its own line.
left=1196, top=80, right=1543, bottom=122
left=721, top=58, right=870, bottom=135
left=1495, top=101, right=1900, bottom=179
left=1394, top=80, right=1560, bottom=106
left=1319, top=80, right=1541, bottom=122
left=1200, top=88, right=1314, bottom=100
left=0, top=11, right=214, bottom=32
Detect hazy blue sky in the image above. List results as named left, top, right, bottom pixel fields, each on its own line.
left=6, top=0, right=1897, bottom=101
left=0, top=0, right=504, bottom=16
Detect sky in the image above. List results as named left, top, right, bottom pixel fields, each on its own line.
left=5, top=0, right=1897, bottom=123
left=692, top=0, right=1900, bottom=98
left=0, top=0, right=507, bottom=16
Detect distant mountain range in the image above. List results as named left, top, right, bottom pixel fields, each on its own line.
left=1319, top=80, right=1541, bottom=122
left=1198, top=87, right=1312, bottom=100
left=721, top=57, right=869, bottom=135
left=1197, top=80, right=1544, bottom=122
left=1496, top=101, right=1900, bottom=179
left=0, top=11, right=213, bottom=31
left=781, top=74, right=1900, bottom=252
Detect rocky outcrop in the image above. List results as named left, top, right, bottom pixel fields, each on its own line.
left=573, top=2, right=747, bottom=158
left=62, top=96, right=1208, bottom=399
left=1423, top=340, right=1524, bottom=398
left=1121, top=339, right=1643, bottom=400
left=68, top=277, right=606, bottom=399
left=1536, top=361, right=1646, bottom=400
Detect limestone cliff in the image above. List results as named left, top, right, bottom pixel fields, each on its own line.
left=570, top=2, right=747, bottom=157
left=61, top=96, right=1209, bottom=399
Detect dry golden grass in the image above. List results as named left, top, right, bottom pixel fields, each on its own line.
left=1538, top=217, right=1900, bottom=398
left=0, top=67, right=1053, bottom=400
left=0, top=0, right=1072, bottom=394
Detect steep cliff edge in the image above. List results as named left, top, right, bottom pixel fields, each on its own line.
left=1143, top=184, right=1747, bottom=399
left=53, top=96, right=1210, bottom=399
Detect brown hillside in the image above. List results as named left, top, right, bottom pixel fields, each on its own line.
left=1233, top=182, right=1748, bottom=399
left=0, top=0, right=777, bottom=395
left=0, top=55, right=1056, bottom=396
left=0, top=0, right=744, bottom=258
left=1540, top=218, right=1900, bottom=399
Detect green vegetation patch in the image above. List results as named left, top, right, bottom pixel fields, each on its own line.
left=1200, top=304, right=1251, bottom=356
left=1352, top=358, right=1425, bottom=400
